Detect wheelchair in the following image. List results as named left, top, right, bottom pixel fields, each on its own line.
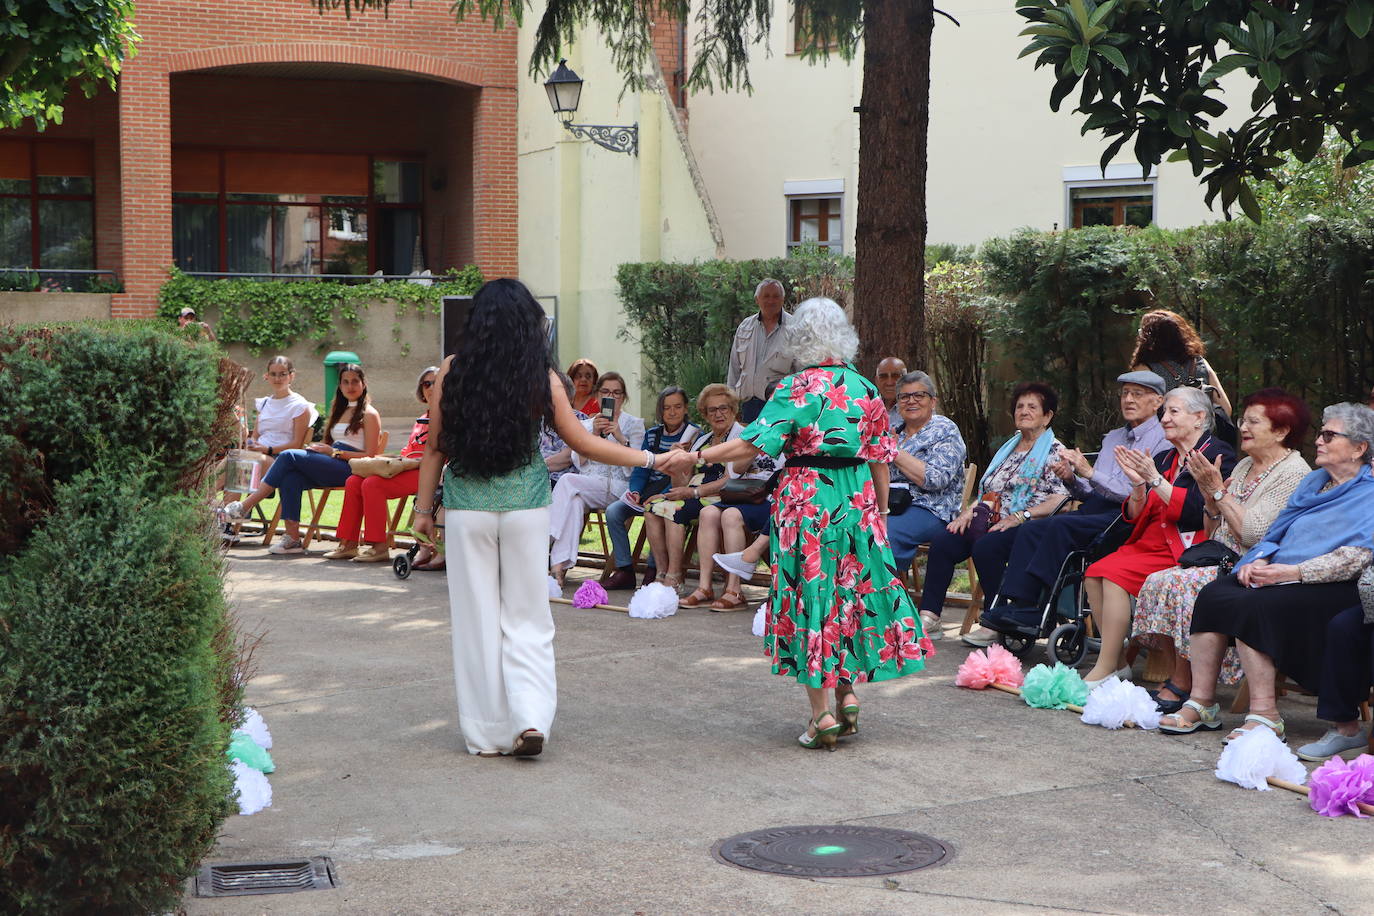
left=981, top=508, right=1133, bottom=666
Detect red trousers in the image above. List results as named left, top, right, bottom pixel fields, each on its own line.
left=336, top=469, right=420, bottom=544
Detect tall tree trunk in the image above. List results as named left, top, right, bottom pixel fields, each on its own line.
left=852, top=0, right=932, bottom=377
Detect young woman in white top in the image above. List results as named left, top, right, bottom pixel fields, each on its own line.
left=226, top=363, right=382, bottom=554
left=246, top=355, right=318, bottom=464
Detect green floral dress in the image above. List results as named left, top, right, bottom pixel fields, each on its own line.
left=742, top=361, right=933, bottom=688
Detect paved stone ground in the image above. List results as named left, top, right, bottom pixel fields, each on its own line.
left=184, top=546, right=1374, bottom=915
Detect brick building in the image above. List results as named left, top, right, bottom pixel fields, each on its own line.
left=0, top=0, right=519, bottom=315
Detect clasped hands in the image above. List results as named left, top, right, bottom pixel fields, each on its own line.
left=1237, top=558, right=1301, bottom=588
left=656, top=447, right=698, bottom=475
left=1113, top=445, right=1157, bottom=486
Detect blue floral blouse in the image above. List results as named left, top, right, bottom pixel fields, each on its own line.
left=889, top=413, right=967, bottom=522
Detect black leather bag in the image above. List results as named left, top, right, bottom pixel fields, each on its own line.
left=887, top=486, right=913, bottom=516
left=721, top=477, right=772, bottom=504
left=1178, top=539, right=1240, bottom=573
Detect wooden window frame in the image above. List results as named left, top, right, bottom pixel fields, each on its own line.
left=786, top=194, right=843, bottom=252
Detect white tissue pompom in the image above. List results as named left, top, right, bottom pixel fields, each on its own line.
left=1214, top=726, right=1307, bottom=791
left=547, top=576, right=563, bottom=599
left=240, top=706, right=272, bottom=749
left=1080, top=677, right=1162, bottom=730
left=628, top=582, right=679, bottom=619
left=752, top=604, right=767, bottom=637
left=230, top=760, right=273, bottom=815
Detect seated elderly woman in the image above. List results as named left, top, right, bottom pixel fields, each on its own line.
left=922, top=382, right=1067, bottom=637
left=643, top=383, right=743, bottom=604
left=1160, top=402, right=1374, bottom=740
left=1132, top=388, right=1310, bottom=712
left=1079, top=386, right=1236, bottom=687
left=694, top=446, right=784, bottom=611
left=1296, top=565, right=1374, bottom=761
left=885, top=371, right=969, bottom=628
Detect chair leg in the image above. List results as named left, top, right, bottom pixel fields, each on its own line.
left=1230, top=677, right=1250, bottom=714
left=386, top=497, right=407, bottom=548
left=959, top=559, right=983, bottom=635
left=301, top=489, right=335, bottom=549
left=260, top=502, right=282, bottom=546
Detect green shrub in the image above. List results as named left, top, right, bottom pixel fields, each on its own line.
left=616, top=244, right=854, bottom=393
left=158, top=265, right=484, bottom=355
left=0, top=459, right=234, bottom=914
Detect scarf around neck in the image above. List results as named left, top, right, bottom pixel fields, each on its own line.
left=1237, top=464, right=1374, bottom=569
left=982, top=428, right=1058, bottom=515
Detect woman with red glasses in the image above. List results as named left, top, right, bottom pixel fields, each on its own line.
left=325, top=366, right=440, bottom=564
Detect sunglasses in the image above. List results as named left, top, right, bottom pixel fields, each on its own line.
left=1316, top=429, right=1353, bottom=444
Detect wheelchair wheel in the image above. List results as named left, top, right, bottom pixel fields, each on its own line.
left=393, top=555, right=412, bottom=579
left=1048, top=622, right=1087, bottom=667
left=998, top=631, right=1037, bottom=659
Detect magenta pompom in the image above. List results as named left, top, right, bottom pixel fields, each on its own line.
left=985, top=644, right=1025, bottom=687
left=573, top=581, right=609, bottom=609
left=1308, top=754, right=1374, bottom=818
left=955, top=645, right=1024, bottom=689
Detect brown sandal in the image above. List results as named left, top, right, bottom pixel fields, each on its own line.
left=709, top=589, right=748, bottom=612
left=679, top=587, right=715, bottom=608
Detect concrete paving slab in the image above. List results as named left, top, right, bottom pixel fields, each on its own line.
left=186, top=547, right=1374, bottom=915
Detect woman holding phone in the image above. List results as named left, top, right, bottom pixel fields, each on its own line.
left=414, top=279, right=672, bottom=758
left=547, top=370, right=646, bottom=586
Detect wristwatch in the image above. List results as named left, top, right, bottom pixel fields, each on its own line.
left=1019, top=509, right=1031, bottom=523
left=1149, top=476, right=1164, bottom=489
left=1211, top=488, right=1225, bottom=502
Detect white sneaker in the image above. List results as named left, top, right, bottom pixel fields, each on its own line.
left=713, top=551, right=759, bottom=581
left=960, top=626, right=998, bottom=648
left=268, top=535, right=304, bottom=555
left=919, top=610, right=944, bottom=641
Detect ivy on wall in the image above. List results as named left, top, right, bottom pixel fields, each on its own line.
left=157, top=266, right=484, bottom=355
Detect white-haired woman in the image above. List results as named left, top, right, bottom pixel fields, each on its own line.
left=663, top=298, right=932, bottom=750
left=1079, top=386, right=1236, bottom=686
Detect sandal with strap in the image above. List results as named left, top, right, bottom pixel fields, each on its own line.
left=679, top=587, right=715, bottom=608
left=1158, top=699, right=1224, bottom=735
left=836, top=691, right=860, bottom=738
left=1149, top=678, right=1191, bottom=714
left=798, top=712, right=842, bottom=750
left=1223, top=713, right=1286, bottom=745
left=709, top=589, right=748, bottom=612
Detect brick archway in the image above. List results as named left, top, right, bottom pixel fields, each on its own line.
left=164, top=42, right=486, bottom=87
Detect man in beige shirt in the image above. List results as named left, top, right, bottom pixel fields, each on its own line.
left=727, top=278, right=797, bottom=423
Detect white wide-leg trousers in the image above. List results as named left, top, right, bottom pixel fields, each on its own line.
left=446, top=506, right=557, bottom=755
left=547, top=473, right=624, bottom=570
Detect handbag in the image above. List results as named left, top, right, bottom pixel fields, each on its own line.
left=965, top=501, right=998, bottom=542
left=348, top=456, right=421, bottom=479
left=887, top=486, right=913, bottom=516
left=1178, top=539, right=1240, bottom=573
left=721, top=477, right=772, bottom=504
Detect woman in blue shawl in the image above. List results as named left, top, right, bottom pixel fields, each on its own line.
left=917, top=382, right=1068, bottom=632
left=1160, top=403, right=1374, bottom=741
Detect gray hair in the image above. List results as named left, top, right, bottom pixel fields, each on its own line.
left=754, top=277, right=785, bottom=298
left=1323, top=402, right=1374, bottom=464
left=788, top=297, right=859, bottom=367
left=555, top=370, right=575, bottom=402
left=1165, top=386, right=1214, bottom=432
left=898, top=370, right=937, bottom=399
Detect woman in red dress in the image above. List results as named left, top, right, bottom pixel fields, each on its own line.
left=1080, top=386, right=1235, bottom=687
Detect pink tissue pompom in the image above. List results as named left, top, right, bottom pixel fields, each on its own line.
left=955, top=645, right=1025, bottom=689
left=573, top=581, right=609, bottom=608
left=1308, top=754, right=1374, bottom=818
left=985, top=644, right=1024, bottom=687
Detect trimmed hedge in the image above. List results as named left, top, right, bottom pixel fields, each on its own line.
left=0, top=322, right=242, bottom=912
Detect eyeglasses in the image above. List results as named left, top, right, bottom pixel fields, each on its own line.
left=897, top=391, right=932, bottom=403
left=267, top=371, right=292, bottom=379
left=1317, top=429, right=1353, bottom=444
left=597, top=388, right=625, bottom=398
left=705, top=405, right=734, bottom=415
left=421, top=380, right=435, bottom=389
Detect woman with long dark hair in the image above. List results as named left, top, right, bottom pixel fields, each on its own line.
left=225, top=363, right=382, bottom=554
left=1130, top=308, right=1233, bottom=416
left=414, top=278, right=673, bottom=759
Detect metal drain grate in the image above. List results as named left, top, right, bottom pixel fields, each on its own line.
left=712, top=825, right=950, bottom=878
left=194, top=857, right=339, bottom=897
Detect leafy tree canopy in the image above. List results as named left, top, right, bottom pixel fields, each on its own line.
left=1016, top=0, right=1374, bottom=221
left=315, top=0, right=862, bottom=91
left=0, top=0, right=139, bottom=129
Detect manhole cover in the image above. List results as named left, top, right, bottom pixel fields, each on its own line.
left=193, top=856, right=339, bottom=897
left=712, top=825, right=950, bottom=878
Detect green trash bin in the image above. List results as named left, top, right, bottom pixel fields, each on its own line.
left=322, top=351, right=361, bottom=407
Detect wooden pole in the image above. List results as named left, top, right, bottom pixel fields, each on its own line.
left=1267, top=777, right=1374, bottom=817
left=988, top=682, right=1087, bottom=716
left=550, top=596, right=629, bottom=614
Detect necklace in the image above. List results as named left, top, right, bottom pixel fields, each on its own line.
left=1234, top=450, right=1290, bottom=502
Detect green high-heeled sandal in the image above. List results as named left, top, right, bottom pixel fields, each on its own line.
left=798, top=712, right=843, bottom=750
left=836, top=696, right=860, bottom=738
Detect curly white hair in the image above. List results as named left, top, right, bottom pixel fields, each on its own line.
left=788, top=297, right=859, bottom=367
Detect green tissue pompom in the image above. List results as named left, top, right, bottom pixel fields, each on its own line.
left=1020, top=663, right=1089, bottom=709
left=228, top=732, right=275, bottom=774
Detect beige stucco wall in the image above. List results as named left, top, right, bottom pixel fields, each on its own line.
left=687, top=4, right=1242, bottom=256
left=517, top=15, right=720, bottom=416
left=0, top=292, right=112, bottom=324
